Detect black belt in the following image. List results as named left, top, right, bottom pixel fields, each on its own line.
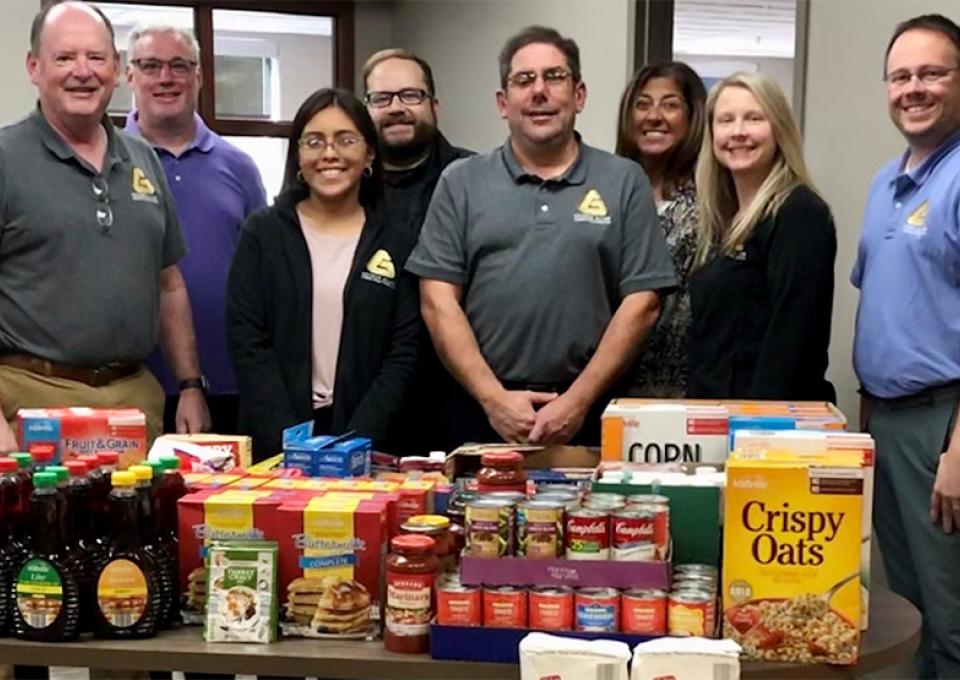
left=864, top=381, right=960, bottom=409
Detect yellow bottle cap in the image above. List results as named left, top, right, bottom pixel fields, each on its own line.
left=129, top=464, right=153, bottom=481
left=111, top=470, right=136, bottom=487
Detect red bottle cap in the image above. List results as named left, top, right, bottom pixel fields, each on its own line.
left=97, top=452, right=120, bottom=466
left=29, top=443, right=56, bottom=462
left=480, top=451, right=523, bottom=467
left=77, top=454, right=101, bottom=469
left=0, top=457, right=18, bottom=473
left=65, top=461, right=88, bottom=476
left=390, top=534, right=437, bottom=553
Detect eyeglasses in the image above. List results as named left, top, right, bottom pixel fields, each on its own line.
left=130, top=58, right=197, bottom=78
left=884, top=65, right=960, bottom=87
left=506, top=68, right=572, bottom=89
left=92, top=176, right=113, bottom=231
left=298, top=132, right=365, bottom=155
left=365, top=88, right=431, bottom=108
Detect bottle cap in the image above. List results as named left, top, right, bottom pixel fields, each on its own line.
left=111, top=471, right=136, bottom=487
left=65, top=461, right=88, bottom=476
left=129, top=465, right=153, bottom=482
left=47, top=465, right=69, bottom=483
left=97, top=452, right=120, bottom=466
left=33, top=471, right=57, bottom=488
left=0, top=457, right=18, bottom=473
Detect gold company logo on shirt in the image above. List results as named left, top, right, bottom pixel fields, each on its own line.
left=131, top=167, right=159, bottom=204
left=361, top=249, right=396, bottom=289
left=574, top=189, right=612, bottom=225
left=902, top=199, right=929, bottom=236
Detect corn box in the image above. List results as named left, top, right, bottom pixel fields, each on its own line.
left=731, top=429, right=875, bottom=630
left=723, top=453, right=863, bottom=665
left=601, top=400, right=729, bottom=464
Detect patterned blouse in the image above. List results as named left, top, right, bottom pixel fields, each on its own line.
left=630, top=181, right=698, bottom=397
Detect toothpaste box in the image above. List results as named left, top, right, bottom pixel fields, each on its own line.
left=18, top=407, right=146, bottom=469
left=601, top=400, right=729, bottom=464
left=282, top=422, right=371, bottom=478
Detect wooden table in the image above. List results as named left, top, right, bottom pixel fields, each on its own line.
left=0, top=587, right=919, bottom=679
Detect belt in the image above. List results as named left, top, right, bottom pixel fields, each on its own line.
left=864, top=381, right=960, bottom=409
left=502, top=381, right=573, bottom=393
left=0, top=354, right=140, bottom=387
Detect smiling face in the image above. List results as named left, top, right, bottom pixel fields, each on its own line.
left=885, top=28, right=960, bottom=154
left=711, top=85, right=777, bottom=183
left=127, top=30, right=200, bottom=130
left=27, top=4, right=119, bottom=133
left=496, top=42, right=585, bottom=151
left=632, top=76, right=690, bottom=162
left=298, top=105, right=375, bottom=204
left=365, top=57, right=437, bottom=161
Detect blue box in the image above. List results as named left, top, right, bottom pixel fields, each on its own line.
left=281, top=422, right=371, bottom=478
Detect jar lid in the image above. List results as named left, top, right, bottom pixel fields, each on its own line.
left=405, top=514, right=450, bottom=529
left=391, top=534, right=437, bottom=553
left=480, top=451, right=523, bottom=466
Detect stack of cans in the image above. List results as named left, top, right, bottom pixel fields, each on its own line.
left=668, top=563, right=718, bottom=637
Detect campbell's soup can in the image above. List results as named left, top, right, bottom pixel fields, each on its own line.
left=565, top=508, right=610, bottom=560
left=436, top=580, right=481, bottom=626
left=575, top=588, right=620, bottom=632
left=668, top=589, right=715, bottom=637
left=528, top=587, right=574, bottom=631
left=627, top=495, right=670, bottom=560
left=584, top=492, right=626, bottom=511
left=483, top=586, right=527, bottom=628
left=611, top=508, right=657, bottom=561
left=621, top=589, right=667, bottom=635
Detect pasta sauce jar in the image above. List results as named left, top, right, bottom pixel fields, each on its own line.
left=477, top=451, right=527, bottom=494
left=384, top=534, right=438, bottom=654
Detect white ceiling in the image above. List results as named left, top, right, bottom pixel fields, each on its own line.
left=673, top=0, right=797, bottom=59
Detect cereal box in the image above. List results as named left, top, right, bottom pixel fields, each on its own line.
left=18, top=407, right=146, bottom=469
left=276, top=495, right=388, bottom=638
left=731, top=430, right=875, bottom=630
left=204, top=540, right=279, bottom=643
left=601, top=400, right=729, bottom=464
left=723, top=454, right=863, bottom=665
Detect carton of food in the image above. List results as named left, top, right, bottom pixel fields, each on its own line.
left=601, top=400, right=729, bottom=464
left=18, top=407, right=146, bottom=469
left=165, top=433, right=253, bottom=468
left=723, top=454, right=862, bottom=664
left=276, top=495, right=388, bottom=638
left=204, top=540, right=279, bottom=643
left=149, top=436, right=235, bottom=473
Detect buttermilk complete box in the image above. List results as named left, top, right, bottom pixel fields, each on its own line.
left=18, top=407, right=146, bottom=468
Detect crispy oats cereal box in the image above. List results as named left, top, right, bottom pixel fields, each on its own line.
left=723, top=454, right=863, bottom=665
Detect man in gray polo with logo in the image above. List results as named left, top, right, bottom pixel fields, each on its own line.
left=407, top=26, right=675, bottom=450
left=0, top=1, right=209, bottom=454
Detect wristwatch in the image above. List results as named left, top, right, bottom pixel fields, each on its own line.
left=179, top=376, right=209, bottom=393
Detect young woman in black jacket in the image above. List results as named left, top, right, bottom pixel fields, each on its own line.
left=227, top=88, right=421, bottom=460
left=687, top=73, right=837, bottom=402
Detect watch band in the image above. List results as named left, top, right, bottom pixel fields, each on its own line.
left=179, top=376, right=208, bottom=392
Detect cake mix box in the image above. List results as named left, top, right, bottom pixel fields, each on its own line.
left=178, top=490, right=287, bottom=624
left=17, top=407, right=146, bottom=468
left=723, top=454, right=863, bottom=665
left=165, top=433, right=253, bottom=468
left=732, top=429, right=875, bottom=630
left=601, top=400, right=729, bottom=464
left=276, top=494, right=388, bottom=639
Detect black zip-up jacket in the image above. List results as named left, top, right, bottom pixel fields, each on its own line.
left=687, top=185, right=837, bottom=402
left=226, top=187, right=421, bottom=460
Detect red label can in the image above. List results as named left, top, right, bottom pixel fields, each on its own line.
left=611, top=508, right=657, bottom=561
left=483, top=586, right=527, bottom=628
left=574, top=588, right=620, bottom=632
left=528, top=587, right=574, bottom=631
left=565, top=509, right=610, bottom=560
left=621, top=588, right=667, bottom=635
left=628, top=496, right=670, bottom=560
left=436, top=581, right=481, bottom=626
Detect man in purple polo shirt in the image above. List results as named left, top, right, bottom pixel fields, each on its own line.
left=125, top=23, right=266, bottom=434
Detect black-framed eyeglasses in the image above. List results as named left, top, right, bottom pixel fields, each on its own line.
left=298, top=132, right=365, bottom=155
left=506, top=68, right=572, bottom=89
left=365, top=88, right=431, bottom=108
left=91, top=176, right=113, bottom=231
left=884, top=65, right=960, bottom=87
left=130, top=57, right=198, bottom=78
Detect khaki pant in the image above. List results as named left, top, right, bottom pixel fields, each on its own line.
left=0, top=364, right=165, bottom=451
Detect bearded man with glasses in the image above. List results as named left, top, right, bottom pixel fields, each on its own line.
left=124, top=23, right=266, bottom=437
left=0, top=2, right=209, bottom=456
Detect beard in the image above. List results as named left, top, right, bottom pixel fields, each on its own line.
left=377, top=113, right=438, bottom=167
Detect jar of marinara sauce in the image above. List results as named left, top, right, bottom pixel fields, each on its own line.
left=384, top=534, right=438, bottom=654
left=477, top=451, right=527, bottom=494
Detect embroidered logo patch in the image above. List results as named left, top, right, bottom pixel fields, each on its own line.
left=361, top=249, right=396, bottom=288
left=574, top=189, right=612, bottom=225
left=903, top=199, right=929, bottom=235
left=131, top=167, right=159, bottom=203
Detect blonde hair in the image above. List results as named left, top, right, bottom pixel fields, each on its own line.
left=694, top=72, right=818, bottom=266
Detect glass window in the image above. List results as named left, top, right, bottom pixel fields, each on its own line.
left=212, top=10, right=334, bottom=122
left=223, top=136, right=288, bottom=203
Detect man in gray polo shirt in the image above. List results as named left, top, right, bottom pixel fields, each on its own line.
left=0, top=1, right=209, bottom=454
left=407, top=26, right=676, bottom=449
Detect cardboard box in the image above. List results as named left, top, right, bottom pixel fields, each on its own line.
left=282, top=422, right=372, bottom=478
left=723, top=454, right=862, bottom=665
left=17, top=407, right=146, bottom=469
left=444, top=444, right=600, bottom=481
left=601, top=401, right=729, bottom=464
left=164, top=433, right=253, bottom=468
left=204, top=540, right=279, bottom=643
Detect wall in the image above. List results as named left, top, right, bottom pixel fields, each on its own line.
left=0, top=0, right=40, bottom=126
left=679, top=54, right=795, bottom=105
left=390, top=0, right=633, bottom=153
left=804, top=0, right=956, bottom=424
left=354, top=0, right=397, bottom=91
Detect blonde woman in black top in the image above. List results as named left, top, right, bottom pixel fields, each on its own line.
left=687, top=72, right=836, bottom=401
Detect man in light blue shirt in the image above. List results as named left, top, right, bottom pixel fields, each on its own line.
left=852, top=14, right=960, bottom=679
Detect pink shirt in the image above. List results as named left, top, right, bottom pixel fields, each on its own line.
left=298, top=220, right=360, bottom=409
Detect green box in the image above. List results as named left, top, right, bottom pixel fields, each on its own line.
left=204, top=539, right=279, bottom=643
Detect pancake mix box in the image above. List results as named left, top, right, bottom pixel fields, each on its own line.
left=723, top=454, right=863, bottom=665
left=276, top=494, right=388, bottom=639
left=601, top=400, right=729, bottom=464
left=18, top=407, right=146, bottom=468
